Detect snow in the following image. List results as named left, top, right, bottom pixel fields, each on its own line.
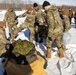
left=0, top=10, right=76, bottom=75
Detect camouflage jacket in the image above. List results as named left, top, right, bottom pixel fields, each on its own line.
left=69, top=10, right=73, bottom=18
left=18, top=11, right=35, bottom=27
left=46, top=6, right=63, bottom=37
left=61, top=9, right=71, bottom=32
left=4, top=10, right=18, bottom=25
left=35, top=9, right=47, bottom=26
left=62, top=9, right=69, bottom=17
left=62, top=16, right=71, bottom=32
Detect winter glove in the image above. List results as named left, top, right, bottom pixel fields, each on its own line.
left=15, top=16, right=18, bottom=20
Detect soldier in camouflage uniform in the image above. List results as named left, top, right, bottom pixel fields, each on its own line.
left=69, top=8, right=73, bottom=24
left=58, top=9, right=71, bottom=51
left=61, top=9, right=71, bottom=32
left=0, top=21, right=9, bottom=56
left=33, top=3, right=40, bottom=42
left=37, top=10, right=48, bottom=40
left=42, top=1, right=65, bottom=58
left=16, top=5, right=35, bottom=43
left=33, top=3, right=48, bottom=43
left=3, top=4, right=18, bottom=42
left=33, top=3, right=45, bottom=43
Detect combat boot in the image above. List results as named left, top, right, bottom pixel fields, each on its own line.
left=61, top=44, right=66, bottom=51
left=46, top=47, right=52, bottom=58
left=58, top=47, right=64, bottom=58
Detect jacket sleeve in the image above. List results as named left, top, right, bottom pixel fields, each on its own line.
left=18, top=12, right=27, bottom=17
left=47, top=11, right=54, bottom=36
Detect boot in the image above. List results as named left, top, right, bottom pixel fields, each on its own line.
left=46, top=47, right=51, bottom=58
left=61, top=44, right=66, bottom=51
left=58, top=47, right=64, bottom=58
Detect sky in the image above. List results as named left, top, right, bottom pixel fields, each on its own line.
left=0, top=0, right=76, bottom=6
left=23, top=0, right=76, bottom=6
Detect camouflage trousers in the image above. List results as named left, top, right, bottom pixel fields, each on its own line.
left=0, top=29, right=9, bottom=44
left=19, top=23, right=35, bottom=43
left=0, top=29, right=9, bottom=56
left=28, top=27, right=34, bottom=43
left=8, top=24, right=18, bottom=40
left=46, top=35, right=62, bottom=47
left=46, top=28, right=65, bottom=50
left=0, top=42, right=6, bottom=56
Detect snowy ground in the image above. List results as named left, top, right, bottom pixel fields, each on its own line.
left=0, top=10, right=76, bottom=75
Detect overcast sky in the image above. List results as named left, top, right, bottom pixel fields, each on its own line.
left=23, top=0, right=76, bottom=6
left=0, top=0, right=76, bottom=6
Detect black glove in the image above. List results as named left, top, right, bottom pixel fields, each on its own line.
left=5, top=43, right=14, bottom=52
left=48, top=37, right=52, bottom=41
left=15, top=16, right=18, bottom=20
left=60, top=14, right=64, bottom=19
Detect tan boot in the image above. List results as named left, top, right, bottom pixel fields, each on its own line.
left=46, top=47, right=51, bottom=58
left=58, top=47, right=64, bottom=58
left=61, top=44, right=66, bottom=51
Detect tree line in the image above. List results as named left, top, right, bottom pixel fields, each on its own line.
left=0, top=1, right=76, bottom=11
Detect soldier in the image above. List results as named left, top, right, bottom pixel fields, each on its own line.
left=0, top=21, right=9, bottom=56
left=58, top=8, right=63, bottom=20
left=74, top=11, right=76, bottom=28
left=33, top=3, right=48, bottom=43
left=42, top=1, right=65, bottom=58
left=16, top=5, right=36, bottom=43
left=37, top=10, right=48, bottom=41
left=33, top=3, right=39, bottom=42
left=69, top=8, right=73, bottom=24
left=33, top=3, right=45, bottom=43
left=62, top=9, right=71, bottom=32
left=3, top=4, right=18, bottom=42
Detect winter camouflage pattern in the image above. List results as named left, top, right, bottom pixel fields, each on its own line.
left=35, top=9, right=48, bottom=41
left=61, top=9, right=71, bottom=32
left=35, top=9, right=46, bottom=25
left=62, top=9, right=69, bottom=17
left=4, top=10, right=18, bottom=25
left=62, top=16, right=71, bottom=32
left=4, top=10, right=18, bottom=41
left=46, top=6, right=63, bottom=47
left=0, top=29, right=9, bottom=56
left=13, top=40, right=35, bottom=55
left=18, top=12, right=35, bottom=42
left=69, top=9, right=73, bottom=23
left=34, top=9, right=41, bottom=42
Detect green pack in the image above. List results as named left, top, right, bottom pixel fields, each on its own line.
left=13, top=40, right=35, bottom=55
